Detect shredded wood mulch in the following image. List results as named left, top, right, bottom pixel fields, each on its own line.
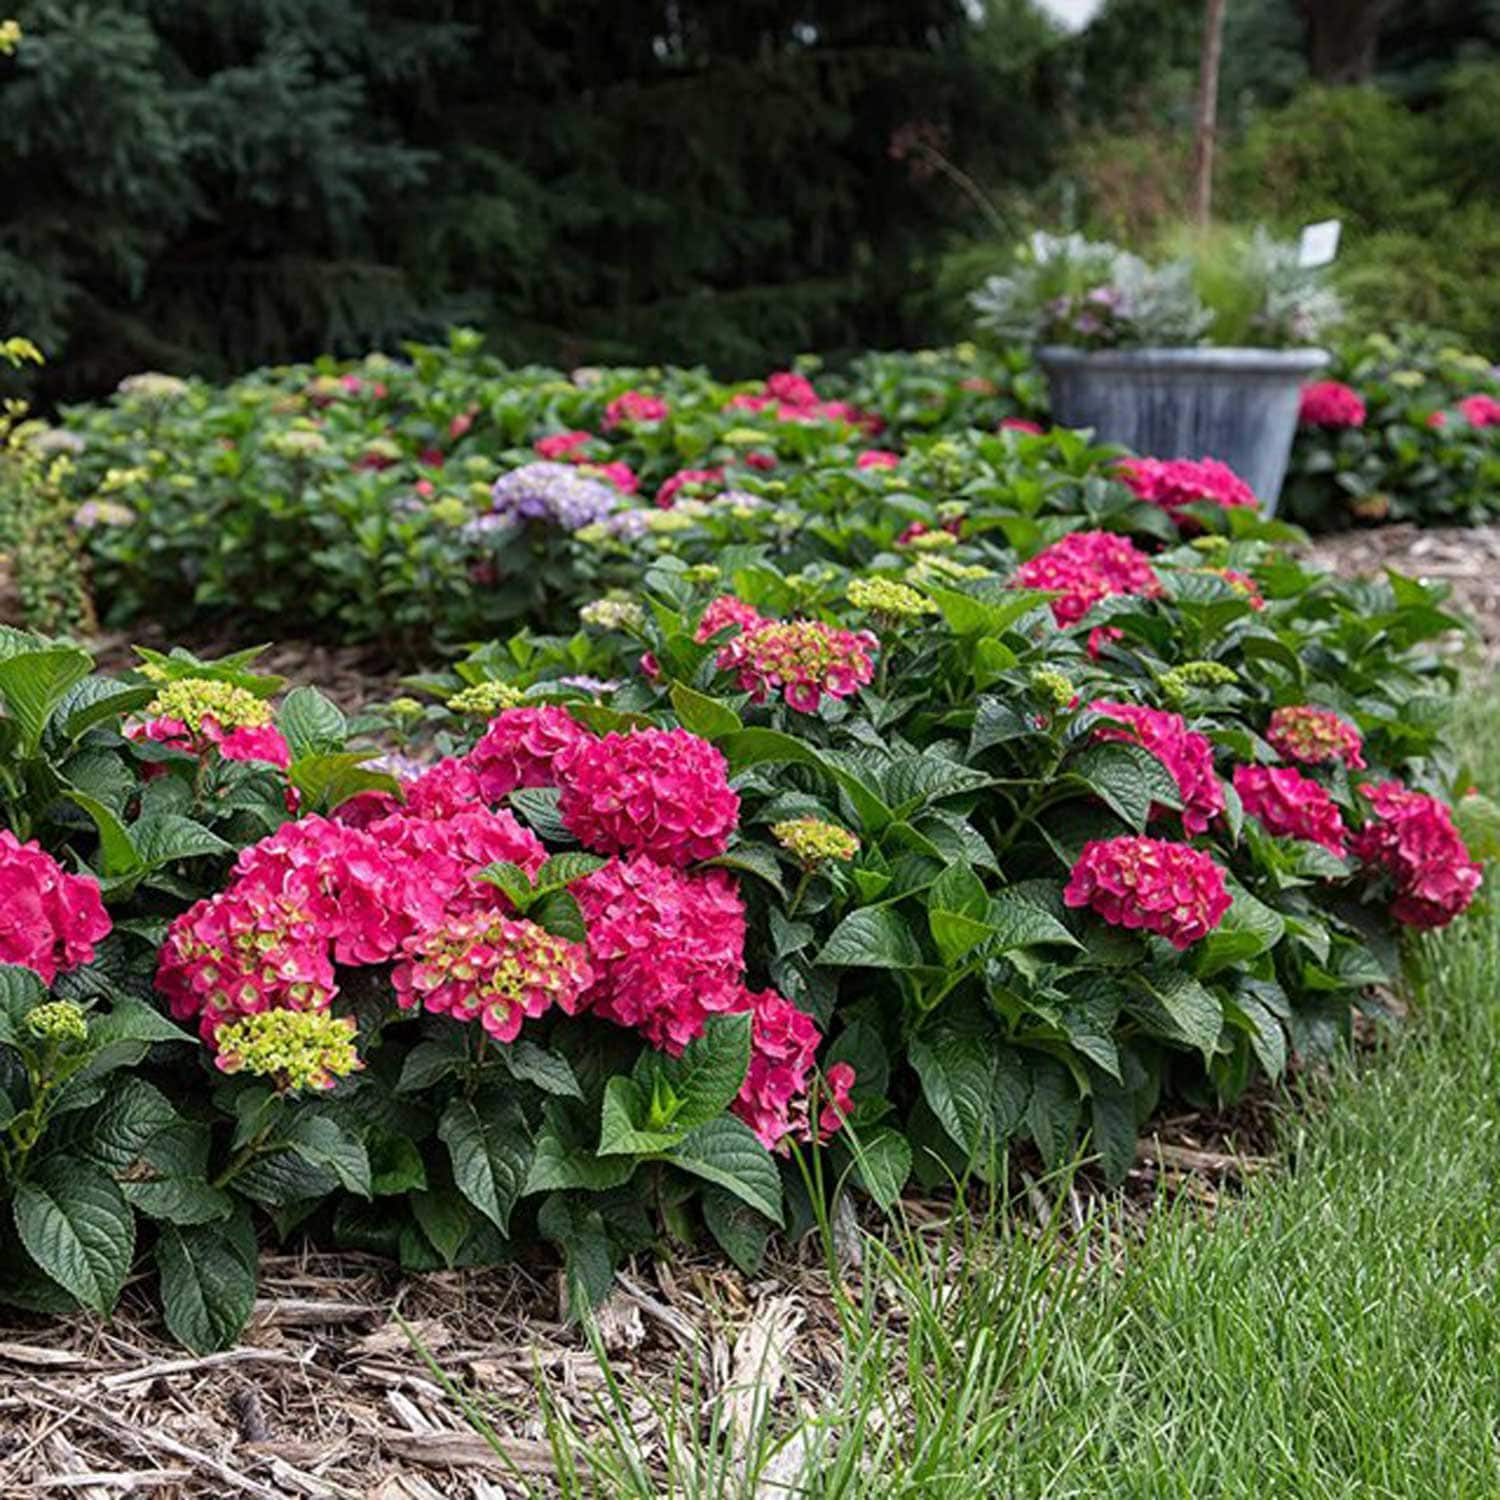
left=0, top=1100, right=1285, bottom=1498
left=4, top=524, right=1457, bottom=1493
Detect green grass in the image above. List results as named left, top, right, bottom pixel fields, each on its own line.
left=435, top=690, right=1500, bottom=1498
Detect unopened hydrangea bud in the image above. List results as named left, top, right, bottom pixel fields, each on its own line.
left=907, top=555, right=990, bottom=585
left=580, top=598, right=646, bottom=631
left=117, top=372, right=189, bottom=404
left=268, top=428, right=328, bottom=460
left=146, top=677, right=272, bottom=733
left=431, top=497, right=470, bottom=527
left=446, top=681, right=523, bottom=716
left=683, top=565, right=720, bottom=585
left=1029, top=668, right=1075, bottom=708
left=0, top=20, right=22, bottom=54
left=847, top=577, right=937, bottom=620
left=1159, top=660, right=1238, bottom=703
left=213, top=1009, right=363, bottom=1092
left=904, top=528, right=957, bottom=551
left=1189, top=535, right=1231, bottom=555
left=388, top=696, right=425, bottom=721
left=24, top=1001, right=88, bottom=1047
left=772, top=817, right=860, bottom=866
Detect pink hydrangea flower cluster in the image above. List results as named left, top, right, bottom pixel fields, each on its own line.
left=1232, top=765, right=1348, bottom=855
left=0, top=830, right=112, bottom=984
left=1458, top=394, right=1500, bottom=428
left=574, top=857, right=748, bottom=1051
left=723, top=370, right=874, bottom=429
left=157, top=804, right=544, bottom=1042
left=1117, top=457, right=1258, bottom=524
left=392, top=910, right=592, bottom=1042
left=558, top=728, right=740, bottom=867
left=999, top=416, right=1045, bottom=435
left=856, top=449, right=901, bottom=470
left=535, top=430, right=593, bottom=461
left=1089, top=700, right=1224, bottom=834
left=602, top=390, right=669, bottom=429
left=1351, top=781, right=1482, bottom=929
left=695, top=594, right=765, bottom=643
left=128, top=716, right=291, bottom=769
left=716, top=617, right=879, bottom=713
left=731, top=987, right=855, bottom=1151
left=657, top=466, right=725, bottom=508
left=1267, top=706, right=1366, bottom=770
left=1013, top=530, right=1162, bottom=628
left=468, top=705, right=594, bottom=801
left=1064, top=835, right=1231, bottom=950
left=1299, top=381, right=1367, bottom=428
left=1209, top=567, right=1266, bottom=610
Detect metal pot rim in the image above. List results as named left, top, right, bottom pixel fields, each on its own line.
left=1037, top=345, right=1330, bottom=374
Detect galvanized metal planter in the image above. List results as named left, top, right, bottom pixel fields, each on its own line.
left=1038, top=346, right=1330, bottom=514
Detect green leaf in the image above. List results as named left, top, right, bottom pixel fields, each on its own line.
left=717, top=728, right=892, bottom=832
left=478, top=860, right=536, bottom=909
left=1141, top=972, right=1224, bottom=1063
left=538, top=1193, right=614, bottom=1314
left=1088, top=1079, right=1138, bottom=1186
left=66, top=1077, right=178, bottom=1173
left=13, top=1159, right=135, bottom=1315
left=1195, top=883, right=1286, bottom=979
left=598, top=1077, right=685, bottom=1156
left=88, top=997, right=195, bottom=1048
left=439, top=1092, right=532, bottom=1234
left=670, top=681, right=742, bottom=739
left=503, top=1040, right=584, bottom=1099
left=1026, top=1057, right=1081, bottom=1172
left=122, top=1120, right=233, bottom=1225
left=1066, top=741, right=1183, bottom=832
left=284, top=1114, right=371, bottom=1197
left=641, top=1012, right=753, bottom=1131
left=847, top=1126, right=912, bottom=1211
left=155, top=1217, right=259, bottom=1354
left=63, top=788, right=142, bottom=877
left=62, top=682, right=155, bottom=742
left=410, top=1187, right=471, bottom=1267
left=701, top=844, right=788, bottom=900
left=0, top=962, right=45, bottom=1041
left=369, top=1133, right=428, bottom=1196
left=0, top=646, right=93, bottom=755
left=1226, top=993, right=1288, bottom=1080
left=397, top=1036, right=468, bottom=1093
left=278, top=687, right=347, bottom=758
left=816, top=907, right=924, bottom=969
left=928, top=908, right=994, bottom=967
left=668, top=1117, right=785, bottom=1224
left=535, top=852, right=608, bottom=891
left=926, top=585, right=1051, bottom=637
left=510, top=786, right=572, bottom=842
left=908, top=1031, right=1027, bottom=1159
left=702, top=1186, right=772, bottom=1275
left=989, top=886, right=1082, bottom=952
left=131, top=813, right=233, bottom=868
left=526, top=1120, right=638, bottom=1193
left=289, top=752, right=399, bottom=812
left=523, top=888, right=582, bottom=943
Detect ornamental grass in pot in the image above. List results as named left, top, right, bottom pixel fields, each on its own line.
left=972, top=229, right=1342, bottom=512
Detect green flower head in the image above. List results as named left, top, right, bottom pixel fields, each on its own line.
left=847, top=576, right=937, bottom=620
left=25, top=1001, right=88, bottom=1047
left=446, top=681, right=524, bottom=716
left=213, top=1009, right=363, bottom=1093
left=772, top=816, right=861, bottom=866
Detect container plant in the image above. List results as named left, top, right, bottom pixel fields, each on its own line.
left=971, top=229, right=1343, bottom=511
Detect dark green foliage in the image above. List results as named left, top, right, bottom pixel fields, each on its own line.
left=0, top=1, right=1052, bottom=401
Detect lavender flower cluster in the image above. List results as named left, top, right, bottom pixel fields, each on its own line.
left=485, top=462, right=622, bottom=532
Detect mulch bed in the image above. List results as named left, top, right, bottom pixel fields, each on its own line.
left=0, top=524, right=1462, bottom=1493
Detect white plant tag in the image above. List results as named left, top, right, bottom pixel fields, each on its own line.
left=1298, top=219, right=1342, bottom=268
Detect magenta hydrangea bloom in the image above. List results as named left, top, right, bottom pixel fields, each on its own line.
left=468, top=706, right=594, bottom=801
left=1299, top=381, right=1367, bottom=429
left=1352, top=781, right=1482, bottom=929
left=603, top=390, right=669, bottom=429
left=1013, top=530, right=1162, bottom=628
left=1064, top=836, right=1231, bottom=950
left=1457, top=394, right=1500, bottom=428
left=1233, top=764, right=1348, bottom=855
left=695, top=594, right=765, bottom=643
left=559, top=728, right=740, bottom=868
left=534, top=430, right=593, bottom=460
left=1117, top=457, right=1257, bottom=525
left=855, top=449, right=901, bottom=470
left=1267, top=706, right=1366, bottom=770
left=393, top=911, right=591, bottom=1042
left=1090, top=700, right=1224, bottom=834
left=730, top=986, right=854, bottom=1151
left=0, top=830, right=111, bottom=984
left=574, top=857, right=747, bottom=1052
left=656, top=466, right=725, bottom=508
left=715, top=617, right=878, bottom=713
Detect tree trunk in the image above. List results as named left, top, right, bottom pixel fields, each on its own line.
left=1298, top=0, right=1392, bottom=84
left=1192, top=0, right=1228, bottom=228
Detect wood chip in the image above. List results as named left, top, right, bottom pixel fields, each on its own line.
left=376, top=1429, right=561, bottom=1477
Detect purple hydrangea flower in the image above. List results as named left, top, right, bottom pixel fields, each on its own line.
left=489, top=462, right=621, bottom=531
left=557, top=675, right=619, bottom=695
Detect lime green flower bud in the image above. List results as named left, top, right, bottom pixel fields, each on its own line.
left=147, top=677, right=272, bottom=733
left=1029, top=668, right=1075, bottom=708
left=431, top=496, right=470, bottom=527
left=25, top=1001, right=88, bottom=1047
left=581, top=598, right=645, bottom=631
left=1159, top=660, right=1239, bottom=704
left=1389, top=370, right=1425, bottom=389
left=268, top=428, right=328, bottom=460
left=905, top=528, right=958, bottom=552
left=387, top=697, right=425, bottom=721
left=847, top=576, right=937, bottom=620
left=772, top=817, right=861, bottom=866
left=683, top=565, right=720, bottom=586
left=213, top=1009, right=363, bottom=1093
left=0, top=20, right=22, bottom=55
left=446, top=681, right=523, bottom=716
